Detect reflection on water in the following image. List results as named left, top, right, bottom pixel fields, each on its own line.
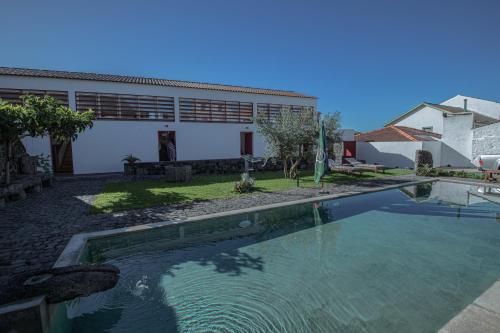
left=52, top=181, right=500, bottom=333
left=402, top=182, right=500, bottom=206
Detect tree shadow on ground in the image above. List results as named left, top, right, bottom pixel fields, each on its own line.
left=91, top=188, right=197, bottom=214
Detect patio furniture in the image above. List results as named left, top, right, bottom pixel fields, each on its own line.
left=327, top=159, right=363, bottom=175
left=484, top=170, right=500, bottom=182
left=345, top=157, right=388, bottom=173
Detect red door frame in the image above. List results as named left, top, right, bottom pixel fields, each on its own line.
left=241, top=132, right=253, bottom=155
left=343, top=141, right=356, bottom=158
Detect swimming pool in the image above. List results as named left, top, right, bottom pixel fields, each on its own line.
left=51, top=181, right=500, bottom=332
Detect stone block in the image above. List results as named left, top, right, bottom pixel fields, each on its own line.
left=163, top=166, right=192, bottom=182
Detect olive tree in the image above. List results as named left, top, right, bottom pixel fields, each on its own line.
left=256, top=107, right=342, bottom=179
left=0, top=95, right=94, bottom=184
left=256, top=107, right=318, bottom=179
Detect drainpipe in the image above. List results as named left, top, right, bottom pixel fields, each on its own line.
left=464, top=98, right=468, bottom=112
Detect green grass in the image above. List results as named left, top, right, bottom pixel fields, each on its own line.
left=92, top=168, right=413, bottom=213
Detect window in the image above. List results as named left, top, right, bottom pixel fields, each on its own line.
left=179, top=98, right=253, bottom=123
left=257, top=103, right=314, bottom=121
left=0, top=88, right=68, bottom=106
left=76, top=92, right=174, bottom=121
left=422, top=126, right=433, bottom=132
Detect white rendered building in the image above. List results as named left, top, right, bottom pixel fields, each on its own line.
left=356, top=95, right=500, bottom=168
left=0, top=67, right=319, bottom=174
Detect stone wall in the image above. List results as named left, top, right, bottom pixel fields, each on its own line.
left=0, top=141, right=38, bottom=184
left=472, top=122, right=500, bottom=159
left=124, top=158, right=284, bottom=176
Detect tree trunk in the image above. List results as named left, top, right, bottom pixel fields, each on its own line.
left=283, top=159, right=288, bottom=179
left=5, top=140, right=12, bottom=185
left=289, top=158, right=301, bottom=179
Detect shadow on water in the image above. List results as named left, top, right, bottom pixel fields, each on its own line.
left=193, top=248, right=264, bottom=276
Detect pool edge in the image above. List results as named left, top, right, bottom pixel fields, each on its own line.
left=54, top=178, right=436, bottom=268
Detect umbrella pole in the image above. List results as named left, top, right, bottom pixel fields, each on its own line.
left=319, top=177, right=328, bottom=194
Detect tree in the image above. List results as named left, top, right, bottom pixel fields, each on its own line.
left=0, top=95, right=94, bottom=184
left=323, top=112, right=342, bottom=144
left=256, top=106, right=319, bottom=179
left=322, top=112, right=342, bottom=156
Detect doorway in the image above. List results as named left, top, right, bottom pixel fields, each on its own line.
left=50, top=139, right=74, bottom=174
left=158, top=131, right=176, bottom=161
left=240, top=132, right=253, bottom=156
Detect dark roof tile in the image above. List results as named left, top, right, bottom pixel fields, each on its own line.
left=356, top=126, right=441, bottom=142
left=0, top=67, right=316, bottom=99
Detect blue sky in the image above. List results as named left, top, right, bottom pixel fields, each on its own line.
left=1, top=0, right=499, bottom=131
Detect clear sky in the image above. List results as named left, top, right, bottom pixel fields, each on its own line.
left=1, top=0, right=499, bottom=131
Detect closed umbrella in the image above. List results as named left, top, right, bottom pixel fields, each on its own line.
left=314, top=120, right=328, bottom=186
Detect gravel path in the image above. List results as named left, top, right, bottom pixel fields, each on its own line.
left=0, top=173, right=418, bottom=299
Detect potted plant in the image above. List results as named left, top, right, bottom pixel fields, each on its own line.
left=122, top=154, right=141, bottom=164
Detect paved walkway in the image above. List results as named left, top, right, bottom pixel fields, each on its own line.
left=0, top=174, right=418, bottom=299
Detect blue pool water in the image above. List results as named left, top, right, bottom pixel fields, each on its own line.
left=53, top=181, right=500, bottom=332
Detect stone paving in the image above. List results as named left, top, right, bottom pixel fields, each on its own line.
left=0, top=173, right=418, bottom=300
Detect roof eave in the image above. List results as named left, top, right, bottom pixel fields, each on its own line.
left=384, top=103, right=427, bottom=127
left=0, top=67, right=317, bottom=99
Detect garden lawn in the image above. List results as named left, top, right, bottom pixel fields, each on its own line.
left=92, top=168, right=413, bottom=213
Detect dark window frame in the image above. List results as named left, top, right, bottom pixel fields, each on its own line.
left=179, top=98, right=253, bottom=123
left=75, top=91, right=175, bottom=121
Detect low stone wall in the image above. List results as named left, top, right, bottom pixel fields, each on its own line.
left=124, top=158, right=283, bottom=176
left=0, top=142, right=38, bottom=184
left=0, top=173, right=53, bottom=205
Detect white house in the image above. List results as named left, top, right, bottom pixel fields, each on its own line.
left=0, top=67, right=318, bottom=174
left=0, top=67, right=353, bottom=175
left=356, top=95, right=500, bottom=168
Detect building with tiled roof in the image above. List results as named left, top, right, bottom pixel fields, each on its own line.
left=0, top=66, right=321, bottom=174
left=356, top=126, right=441, bottom=142
left=356, top=95, right=500, bottom=169
left=0, top=67, right=315, bottom=99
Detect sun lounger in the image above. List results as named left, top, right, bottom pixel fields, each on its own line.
left=328, top=159, right=363, bottom=174
left=345, top=158, right=387, bottom=173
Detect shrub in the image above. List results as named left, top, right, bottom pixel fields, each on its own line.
left=416, top=165, right=483, bottom=179
left=37, top=153, right=52, bottom=173
left=234, top=172, right=255, bottom=193
left=415, top=150, right=433, bottom=169
left=122, top=154, right=141, bottom=164
left=416, top=164, right=437, bottom=176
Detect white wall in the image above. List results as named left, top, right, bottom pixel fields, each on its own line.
left=356, top=141, right=423, bottom=168
left=337, top=129, right=355, bottom=141
left=356, top=141, right=444, bottom=169
left=21, top=136, right=52, bottom=168
left=440, top=113, right=474, bottom=167
left=0, top=75, right=316, bottom=174
left=394, top=106, right=445, bottom=134
left=422, top=141, right=442, bottom=167
left=442, top=95, right=500, bottom=120
left=73, top=121, right=264, bottom=174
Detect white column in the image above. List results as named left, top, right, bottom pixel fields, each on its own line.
left=174, top=96, right=180, bottom=123
left=68, top=90, right=77, bottom=111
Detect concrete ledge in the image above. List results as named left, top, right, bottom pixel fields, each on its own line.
left=437, top=177, right=500, bottom=187
left=440, top=280, right=500, bottom=333
left=0, top=296, right=48, bottom=333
